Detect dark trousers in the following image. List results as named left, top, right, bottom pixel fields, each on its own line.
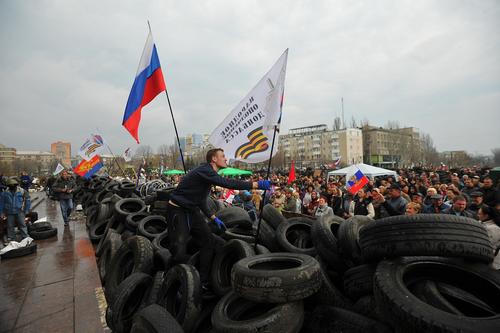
left=167, top=203, right=215, bottom=284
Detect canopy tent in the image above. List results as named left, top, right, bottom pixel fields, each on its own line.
left=327, top=163, right=398, bottom=180
left=218, top=167, right=253, bottom=177
left=163, top=169, right=185, bottom=175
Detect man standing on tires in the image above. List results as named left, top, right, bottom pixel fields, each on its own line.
left=53, top=170, right=76, bottom=226
left=0, top=178, right=31, bottom=242
left=167, top=148, right=271, bottom=291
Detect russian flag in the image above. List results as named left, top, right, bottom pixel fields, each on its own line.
left=347, top=169, right=369, bottom=195
left=123, top=30, right=166, bottom=143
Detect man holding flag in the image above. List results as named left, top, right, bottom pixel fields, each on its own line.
left=167, top=148, right=271, bottom=292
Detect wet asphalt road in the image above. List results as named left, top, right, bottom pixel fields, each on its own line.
left=0, top=193, right=106, bottom=333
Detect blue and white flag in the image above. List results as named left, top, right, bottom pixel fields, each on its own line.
left=78, top=134, right=105, bottom=161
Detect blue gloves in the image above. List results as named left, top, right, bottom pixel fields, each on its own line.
left=214, top=217, right=227, bottom=230
left=257, top=180, right=272, bottom=190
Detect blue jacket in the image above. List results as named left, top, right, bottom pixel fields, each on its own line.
left=0, top=187, right=31, bottom=215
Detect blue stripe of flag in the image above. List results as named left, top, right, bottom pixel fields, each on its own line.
left=122, top=46, right=162, bottom=124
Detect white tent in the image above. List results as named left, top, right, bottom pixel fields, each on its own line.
left=327, top=163, right=398, bottom=180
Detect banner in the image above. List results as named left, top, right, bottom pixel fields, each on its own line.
left=53, top=163, right=64, bottom=176
left=73, top=155, right=103, bottom=179
left=78, top=134, right=105, bottom=161
left=209, top=49, right=288, bottom=163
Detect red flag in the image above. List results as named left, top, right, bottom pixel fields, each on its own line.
left=287, top=160, right=296, bottom=184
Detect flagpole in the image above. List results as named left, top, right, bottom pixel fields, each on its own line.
left=96, top=127, right=128, bottom=178
left=253, top=125, right=278, bottom=250
left=146, top=20, right=186, bottom=173
left=164, top=90, right=187, bottom=173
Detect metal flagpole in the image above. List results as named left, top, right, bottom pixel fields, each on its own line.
left=253, top=125, right=278, bottom=250
left=147, top=20, right=187, bottom=173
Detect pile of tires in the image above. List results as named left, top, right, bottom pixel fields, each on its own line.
left=73, top=180, right=500, bottom=333
left=28, top=221, right=57, bottom=240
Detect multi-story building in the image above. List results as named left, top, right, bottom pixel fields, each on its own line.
left=51, top=141, right=72, bottom=167
left=337, top=128, right=364, bottom=165
left=16, top=151, right=57, bottom=174
left=0, top=144, right=17, bottom=163
left=362, top=126, right=422, bottom=167
left=278, top=124, right=342, bottom=168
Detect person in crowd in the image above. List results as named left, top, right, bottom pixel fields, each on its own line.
left=423, top=194, right=450, bottom=214
left=444, top=187, right=459, bottom=206
left=477, top=205, right=500, bottom=269
left=329, top=186, right=344, bottom=217
left=405, top=202, right=422, bottom=215
left=372, top=184, right=407, bottom=216
left=293, top=192, right=302, bottom=213
left=472, top=175, right=481, bottom=188
left=444, top=195, right=476, bottom=219
left=315, top=194, right=334, bottom=219
left=52, top=170, right=77, bottom=226
left=0, top=178, right=31, bottom=242
left=19, top=171, right=32, bottom=192
left=462, top=178, right=480, bottom=198
left=166, top=148, right=270, bottom=292
left=348, top=188, right=375, bottom=218
left=283, top=188, right=298, bottom=213
left=469, top=191, right=485, bottom=215
left=481, top=177, right=497, bottom=207
left=306, top=191, right=319, bottom=216
left=423, top=187, right=438, bottom=206
left=450, top=173, right=464, bottom=189
left=401, top=185, right=411, bottom=202
left=270, top=188, right=286, bottom=212
left=251, top=189, right=262, bottom=211
left=302, top=185, right=314, bottom=213
left=412, top=192, right=424, bottom=205
left=371, top=188, right=387, bottom=219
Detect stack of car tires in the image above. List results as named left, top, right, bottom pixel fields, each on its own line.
left=72, top=180, right=500, bottom=333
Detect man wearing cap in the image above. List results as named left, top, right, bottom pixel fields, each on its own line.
left=444, top=195, right=476, bottom=219
left=283, top=188, right=298, bottom=213
left=423, top=194, right=450, bottom=214
left=372, top=184, right=407, bottom=216
left=469, top=191, right=485, bottom=215
left=412, top=193, right=424, bottom=205
left=0, top=178, right=31, bottom=242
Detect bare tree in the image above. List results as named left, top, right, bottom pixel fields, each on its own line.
left=167, top=144, right=180, bottom=169
left=135, top=145, right=153, bottom=160
left=420, top=133, right=439, bottom=166
left=492, top=148, right=500, bottom=165
left=384, top=121, right=402, bottom=130
left=360, top=117, right=370, bottom=127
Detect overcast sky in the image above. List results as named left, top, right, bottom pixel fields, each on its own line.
left=1, top=0, right=499, bottom=157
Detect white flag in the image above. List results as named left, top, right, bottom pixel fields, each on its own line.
left=123, top=147, right=132, bottom=162
left=209, top=49, right=288, bottom=163
left=78, top=134, right=105, bottom=161
left=53, top=163, right=65, bottom=175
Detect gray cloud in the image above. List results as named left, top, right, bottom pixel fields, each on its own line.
left=1, top=0, right=499, bottom=156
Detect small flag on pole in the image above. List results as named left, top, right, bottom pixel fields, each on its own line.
left=287, top=160, right=296, bottom=184
left=53, top=163, right=65, bottom=176
left=333, top=156, right=342, bottom=168
left=78, top=134, right=105, bottom=161
left=347, top=169, right=369, bottom=195
left=123, top=147, right=132, bottom=162
left=122, top=29, right=166, bottom=143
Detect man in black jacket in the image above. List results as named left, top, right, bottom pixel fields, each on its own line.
left=167, top=148, right=271, bottom=291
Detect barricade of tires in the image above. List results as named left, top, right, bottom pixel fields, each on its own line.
left=72, top=180, right=500, bottom=333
